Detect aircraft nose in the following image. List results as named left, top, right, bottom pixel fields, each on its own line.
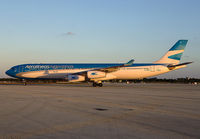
left=5, top=70, right=11, bottom=76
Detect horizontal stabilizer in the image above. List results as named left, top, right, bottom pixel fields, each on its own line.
left=167, top=62, right=193, bottom=70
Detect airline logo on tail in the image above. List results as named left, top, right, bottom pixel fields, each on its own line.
left=155, top=40, right=188, bottom=64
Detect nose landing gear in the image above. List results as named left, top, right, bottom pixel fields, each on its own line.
left=22, top=79, right=27, bottom=86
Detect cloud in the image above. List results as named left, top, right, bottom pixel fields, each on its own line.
left=62, top=32, right=75, bottom=36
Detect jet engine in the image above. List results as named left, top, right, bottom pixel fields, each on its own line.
left=87, top=71, right=106, bottom=79
left=66, top=75, right=85, bottom=82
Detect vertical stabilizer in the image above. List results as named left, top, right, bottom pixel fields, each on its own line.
left=154, top=40, right=188, bottom=64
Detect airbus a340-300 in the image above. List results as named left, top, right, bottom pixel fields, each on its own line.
left=6, top=40, right=192, bottom=87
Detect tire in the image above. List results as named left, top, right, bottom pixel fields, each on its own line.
left=98, top=83, right=103, bottom=87
left=93, top=82, right=97, bottom=87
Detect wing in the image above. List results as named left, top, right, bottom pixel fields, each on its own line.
left=97, top=59, right=134, bottom=72
left=71, top=59, right=134, bottom=75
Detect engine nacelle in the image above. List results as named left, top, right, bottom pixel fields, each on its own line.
left=66, top=75, right=85, bottom=82
left=87, top=71, right=106, bottom=79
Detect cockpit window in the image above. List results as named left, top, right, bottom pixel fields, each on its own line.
left=11, top=67, right=17, bottom=72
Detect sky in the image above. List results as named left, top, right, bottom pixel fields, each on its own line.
left=0, top=0, right=200, bottom=78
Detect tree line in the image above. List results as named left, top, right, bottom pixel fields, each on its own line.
left=0, top=77, right=199, bottom=84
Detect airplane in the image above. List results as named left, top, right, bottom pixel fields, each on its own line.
left=6, top=40, right=192, bottom=87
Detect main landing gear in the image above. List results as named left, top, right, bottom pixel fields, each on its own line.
left=92, top=82, right=103, bottom=87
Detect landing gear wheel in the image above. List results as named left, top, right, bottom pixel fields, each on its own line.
left=92, top=82, right=103, bottom=87
left=98, top=83, right=103, bottom=87
left=22, top=79, right=27, bottom=86
left=93, top=82, right=97, bottom=87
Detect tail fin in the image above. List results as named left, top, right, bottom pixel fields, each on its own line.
left=154, top=40, right=188, bottom=64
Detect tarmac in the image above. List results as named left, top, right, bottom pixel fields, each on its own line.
left=0, top=83, right=200, bottom=139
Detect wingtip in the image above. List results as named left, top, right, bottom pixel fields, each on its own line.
left=125, top=59, right=134, bottom=66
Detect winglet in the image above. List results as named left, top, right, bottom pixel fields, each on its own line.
left=124, top=59, right=134, bottom=66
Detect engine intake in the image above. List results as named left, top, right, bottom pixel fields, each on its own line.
left=66, top=75, right=85, bottom=82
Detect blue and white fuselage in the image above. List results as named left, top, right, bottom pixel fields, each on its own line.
left=6, top=40, right=192, bottom=86
left=6, top=63, right=169, bottom=79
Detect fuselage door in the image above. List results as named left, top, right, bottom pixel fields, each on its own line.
left=18, top=66, right=22, bottom=72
